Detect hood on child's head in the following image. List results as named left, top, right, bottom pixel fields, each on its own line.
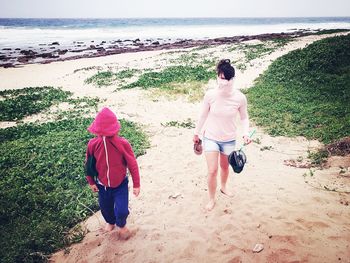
left=88, top=107, right=121, bottom=136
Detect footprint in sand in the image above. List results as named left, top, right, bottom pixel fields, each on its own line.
left=296, top=218, right=329, bottom=230
left=106, top=227, right=139, bottom=241
left=267, top=248, right=297, bottom=262
left=227, top=256, right=243, bottom=263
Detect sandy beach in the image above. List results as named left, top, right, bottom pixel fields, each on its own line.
left=1, top=32, right=349, bottom=263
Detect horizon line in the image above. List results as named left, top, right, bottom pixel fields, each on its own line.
left=1, top=15, right=350, bottom=19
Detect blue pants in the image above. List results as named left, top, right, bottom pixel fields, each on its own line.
left=97, top=177, right=129, bottom=228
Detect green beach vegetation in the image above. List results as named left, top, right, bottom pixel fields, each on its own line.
left=122, top=65, right=216, bottom=101
left=0, top=86, right=101, bottom=122
left=314, top=29, right=350, bottom=35
left=84, top=33, right=349, bottom=159
left=246, top=34, right=350, bottom=160
left=127, top=38, right=293, bottom=99
left=0, top=87, right=72, bottom=121
left=161, top=118, right=195, bottom=129
left=230, top=38, right=294, bottom=71
left=85, top=68, right=139, bottom=87
left=0, top=88, right=149, bottom=262
left=122, top=65, right=215, bottom=89
left=84, top=45, right=220, bottom=101
left=84, top=37, right=295, bottom=101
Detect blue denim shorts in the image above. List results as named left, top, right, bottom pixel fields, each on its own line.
left=203, top=137, right=236, bottom=155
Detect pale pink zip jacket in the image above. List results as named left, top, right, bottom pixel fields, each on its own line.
left=194, top=78, right=249, bottom=141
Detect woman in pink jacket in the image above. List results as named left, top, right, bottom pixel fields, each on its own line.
left=193, top=59, right=252, bottom=211
left=85, top=107, right=140, bottom=239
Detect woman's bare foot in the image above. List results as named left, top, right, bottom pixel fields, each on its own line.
left=220, top=188, right=234, bottom=197
left=205, top=199, right=215, bottom=211
left=104, top=223, right=115, bottom=232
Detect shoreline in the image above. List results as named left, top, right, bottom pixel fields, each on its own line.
left=1, top=28, right=348, bottom=68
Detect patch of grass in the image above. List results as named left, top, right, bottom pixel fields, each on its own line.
left=55, top=97, right=102, bottom=120
left=85, top=71, right=115, bottom=87
left=85, top=69, right=139, bottom=87
left=240, top=43, right=275, bottom=62
left=114, top=69, right=139, bottom=79
left=66, top=97, right=100, bottom=109
left=314, top=29, right=350, bottom=35
left=171, top=52, right=201, bottom=64
left=308, top=148, right=329, bottom=166
left=246, top=34, right=350, bottom=144
left=122, top=65, right=216, bottom=91
left=227, top=45, right=238, bottom=52
left=236, top=63, right=247, bottom=71
left=202, top=58, right=217, bottom=68
left=161, top=50, right=186, bottom=55
left=270, top=37, right=294, bottom=48
left=0, top=86, right=102, bottom=123
left=168, top=52, right=217, bottom=68
left=0, top=87, right=72, bottom=121
left=192, top=45, right=211, bottom=51
left=161, top=118, right=195, bottom=129
left=260, top=146, right=273, bottom=151
left=0, top=117, right=149, bottom=263
left=303, top=169, right=315, bottom=178
left=148, top=81, right=205, bottom=102
left=231, top=39, right=293, bottom=72
left=73, top=66, right=103, bottom=73
left=253, top=137, right=261, bottom=144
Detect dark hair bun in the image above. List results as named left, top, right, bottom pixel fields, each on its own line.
left=216, top=59, right=235, bottom=80
left=219, top=59, right=231, bottom=64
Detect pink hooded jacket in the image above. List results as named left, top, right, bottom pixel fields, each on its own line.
left=85, top=107, right=140, bottom=188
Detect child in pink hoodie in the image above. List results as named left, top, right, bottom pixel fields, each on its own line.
left=85, top=107, right=140, bottom=239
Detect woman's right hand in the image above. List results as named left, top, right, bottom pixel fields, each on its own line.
left=193, top=134, right=200, bottom=143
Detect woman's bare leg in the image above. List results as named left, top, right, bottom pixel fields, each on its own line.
left=205, top=151, right=219, bottom=211
left=219, top=153, right=233, bottom=196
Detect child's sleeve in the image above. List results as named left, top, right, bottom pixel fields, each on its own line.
left=122, top=140, right=140, bottom=188
left=85, top=141, right=96, bottom=185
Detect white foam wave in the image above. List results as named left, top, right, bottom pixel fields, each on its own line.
left=0, top=22, right=349, bottom=48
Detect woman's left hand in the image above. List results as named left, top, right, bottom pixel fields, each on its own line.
left=243, top=135, right=252, bottom=145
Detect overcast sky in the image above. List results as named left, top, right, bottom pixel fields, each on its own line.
left=0, top=0, right=349, bottom=18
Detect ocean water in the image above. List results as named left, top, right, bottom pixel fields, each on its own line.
left=1, top=17, right=350, bottom=48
